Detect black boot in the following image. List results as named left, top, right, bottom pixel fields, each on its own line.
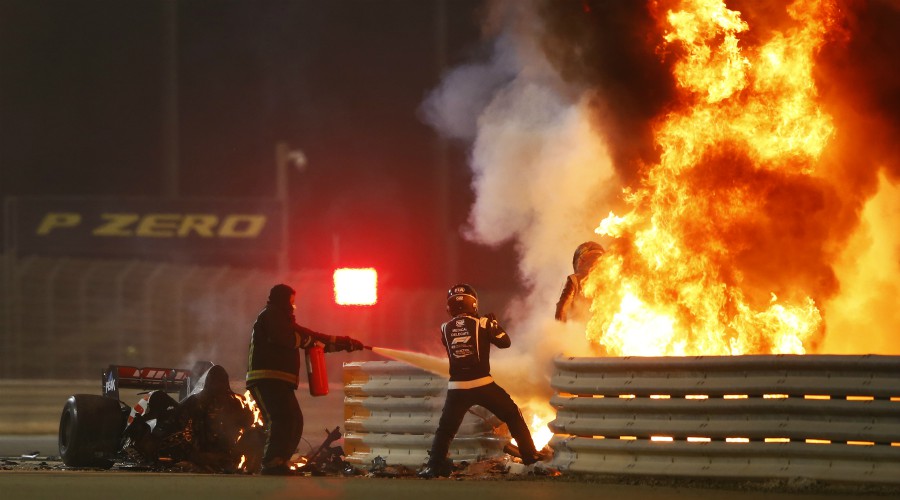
left=521, top=447, right=552, bottom=466
left=417, top=458, right=452, bottom=479
left=261, top=464, right=293, bottom=475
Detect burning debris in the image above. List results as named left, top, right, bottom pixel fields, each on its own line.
left=282, top=424, right=557, bottom=478
left=118, top=366, right=267, bottom=473
left=58, top=363, right=266, bottom=473
left=56, top=358, right=558, bottom=479
left=366, top=452, right=559, bottom=479
left=288, top=427, right=356, bottom=476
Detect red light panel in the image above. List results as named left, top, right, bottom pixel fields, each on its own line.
left=333, top=268, right=378, bottom=306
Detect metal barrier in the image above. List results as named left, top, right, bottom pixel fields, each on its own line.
left=342, top=361, right=509, bottom=468
left=549, top=355, right=900, bottom=484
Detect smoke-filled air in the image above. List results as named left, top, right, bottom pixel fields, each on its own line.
left=420, top=0, right=900, bottom=421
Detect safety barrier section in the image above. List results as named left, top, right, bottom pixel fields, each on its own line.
left=548, top=355, right=900, bottom=484
left=343, top=361, right=509, bottom=468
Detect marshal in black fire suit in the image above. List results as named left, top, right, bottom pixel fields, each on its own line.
left=246, top=284, right=363, bottom=475
left=419, top=284, right=541, bottom=478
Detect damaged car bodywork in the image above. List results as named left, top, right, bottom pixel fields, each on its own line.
left=58, top=362, right=264, bottom=472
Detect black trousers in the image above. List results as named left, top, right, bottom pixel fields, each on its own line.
left=428, top=382, right=537, bottom=463
left=248, top=379, right=302, bottom=468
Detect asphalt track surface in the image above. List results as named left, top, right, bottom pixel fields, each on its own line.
left=2, top=436, right=898, bottom=500
left=5, top=471, right=898, bottom=500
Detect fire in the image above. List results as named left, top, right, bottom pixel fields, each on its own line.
left=527, top=414, right=554, bottom=451
left=235, top=390, right=264, bottom=427
left=511, top=402, right=556, bottom=453
left=585, top=0, right=840, bottom=356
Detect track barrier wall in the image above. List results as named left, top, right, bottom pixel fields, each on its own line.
left=342, top=361, right=509, bottom=468
left=548, top=355, right=900, bottom=484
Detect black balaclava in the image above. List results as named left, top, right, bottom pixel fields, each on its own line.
left=267, top=284, right=296, bottom=310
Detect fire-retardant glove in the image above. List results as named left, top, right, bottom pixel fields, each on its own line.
left=334, top=336, right=364, bottom=352
left=485, top=313, right=499, bottom=329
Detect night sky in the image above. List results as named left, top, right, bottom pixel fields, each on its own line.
left=0, top=0, right=518, bottom=288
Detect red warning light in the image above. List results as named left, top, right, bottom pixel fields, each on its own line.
left=333, top=268, right=378, bottom=306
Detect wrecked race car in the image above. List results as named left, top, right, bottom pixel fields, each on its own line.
left=58, top=361, right=265, bottom=473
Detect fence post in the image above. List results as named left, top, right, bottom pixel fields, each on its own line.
left=174, top=265, right=198, bottom=360
left=142, top=263, right=168, bottom=363
left=77, top=260, right=100, bottom=377
left=45, top=258, right=67, bottom=377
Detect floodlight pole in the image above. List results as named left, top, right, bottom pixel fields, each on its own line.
left=276, top=142, right=307, bottom=278
left=276, top=143, right=290, bottom=278
left=161, top=0, right=179, bottom=197
left=434, top=0, right=457, bottom=284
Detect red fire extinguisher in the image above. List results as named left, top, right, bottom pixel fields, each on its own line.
left=305, top=344, right=329, bottom=396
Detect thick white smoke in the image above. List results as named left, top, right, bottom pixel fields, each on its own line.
left=421, top=2, right=620, bottom=399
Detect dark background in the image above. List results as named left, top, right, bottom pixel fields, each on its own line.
left=0, top=0, right=518, bottom=290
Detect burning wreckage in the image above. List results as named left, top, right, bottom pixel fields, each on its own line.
left=58, top=362, right=268, bottom=473
left=56, top=361, right=553, bottom=476
left=57, top=362, right=350, bottom=474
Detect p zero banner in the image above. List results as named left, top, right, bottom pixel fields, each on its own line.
left=6, top=197, right=283, bottom=263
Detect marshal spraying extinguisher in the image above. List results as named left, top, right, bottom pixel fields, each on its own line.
left=305, top=344, right=329, bottom=396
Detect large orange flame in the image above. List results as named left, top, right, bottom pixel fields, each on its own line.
left=586, top=0, right=840, bottom=356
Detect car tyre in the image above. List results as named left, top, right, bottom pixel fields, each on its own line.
left=58, top=394, right=125, bottom=468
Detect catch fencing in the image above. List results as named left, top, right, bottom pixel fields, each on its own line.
left=549, top=355, right=900, bottom=484
left=1, top=254, right=278, bottom=380
left=0, top=254, right=470, bottom=381
left=342, top=361, right=509, bottom=468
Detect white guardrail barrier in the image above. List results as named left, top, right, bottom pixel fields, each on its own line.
left=548, top=355, right=900, bottom=484
left=342, top=361, right=509, bottom=467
